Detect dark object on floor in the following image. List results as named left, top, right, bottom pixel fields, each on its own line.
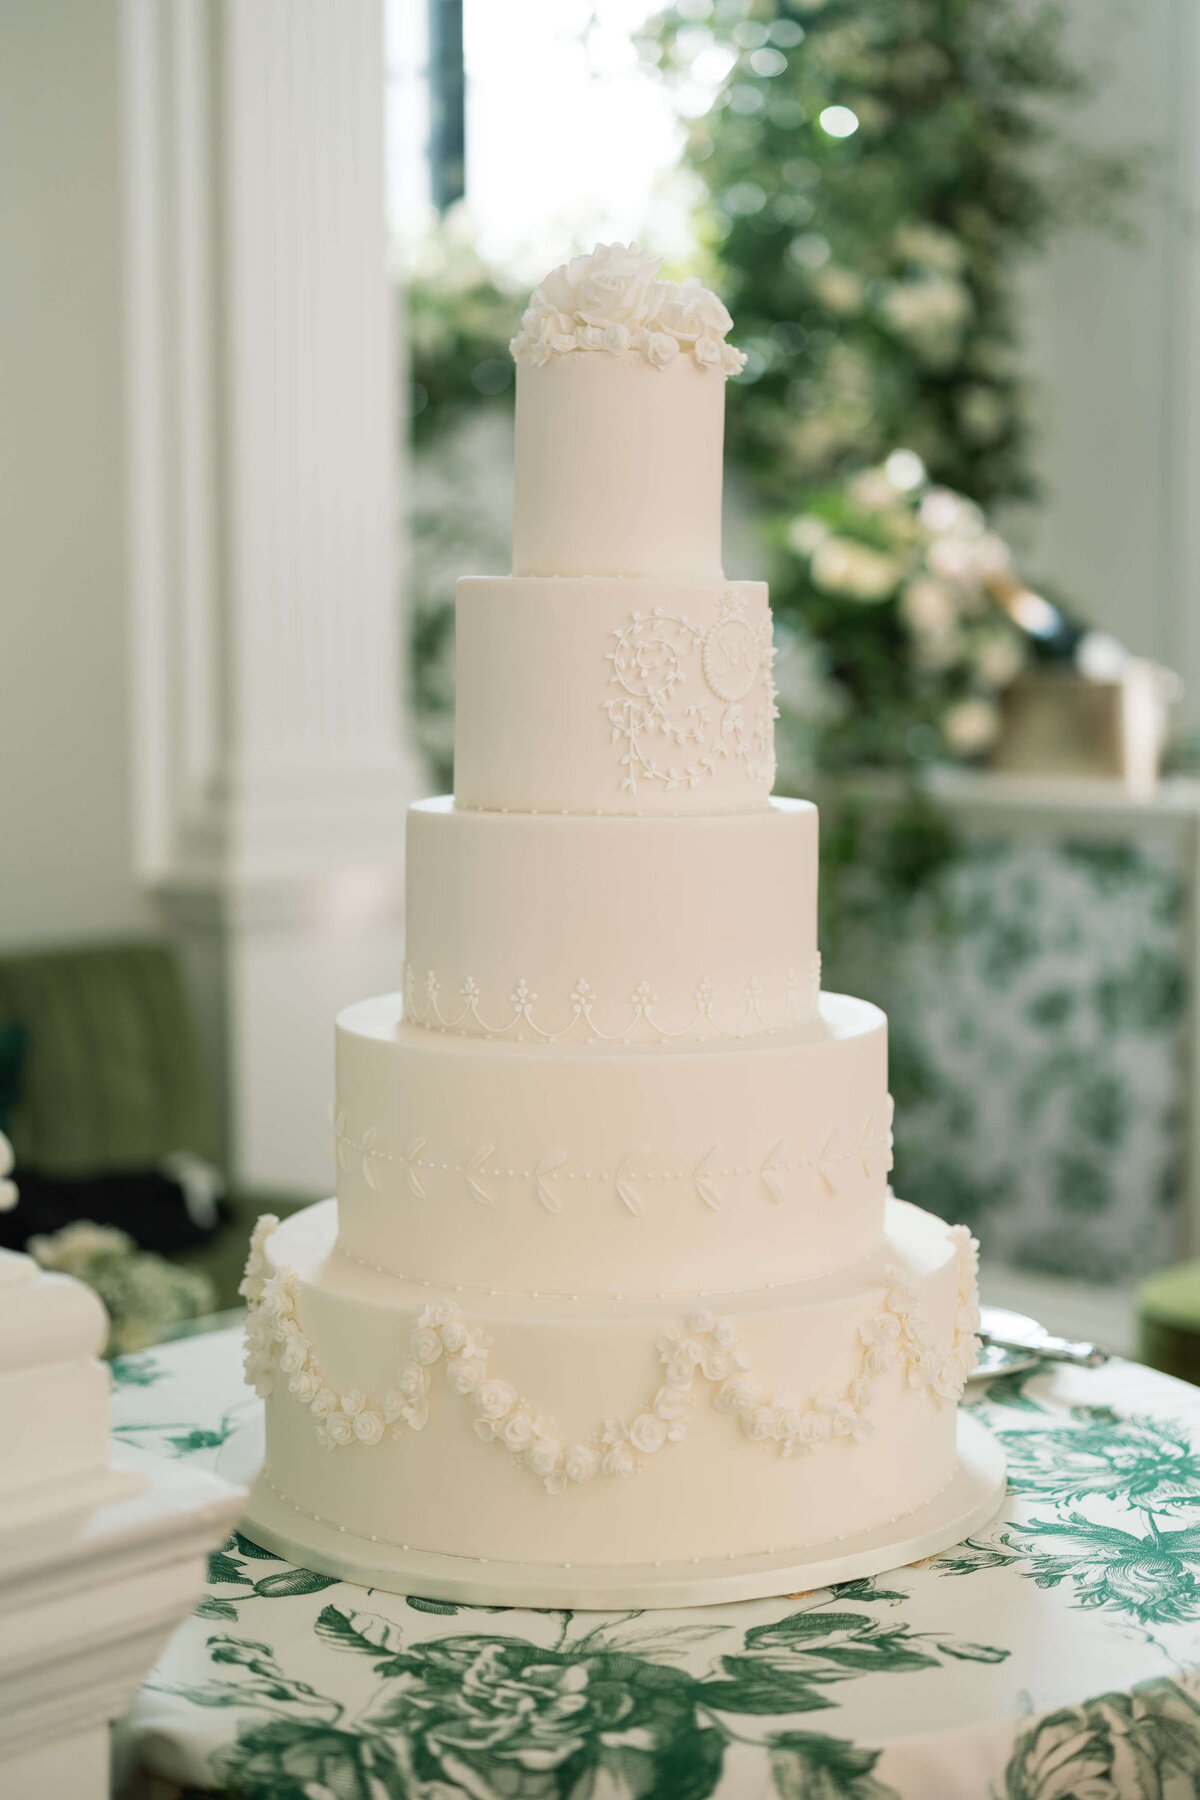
left=0, top=1163, right=228, bottom=1258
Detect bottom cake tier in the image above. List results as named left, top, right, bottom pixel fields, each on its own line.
left=243, top=1197, right=979, bottom=1569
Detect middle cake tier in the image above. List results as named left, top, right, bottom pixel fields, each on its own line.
left=403, top=796, right=819, bottom=1043
left=335, top=991, right=892, bottom=1297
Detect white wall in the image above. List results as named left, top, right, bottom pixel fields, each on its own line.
left=1017, top=0, right=1200, bottom=726
left=0, top=1, right=418, bottom=1192
left=0, top=0, right=154, bottom=944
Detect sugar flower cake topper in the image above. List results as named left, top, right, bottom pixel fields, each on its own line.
left=510, top=242, right=747, bottom=374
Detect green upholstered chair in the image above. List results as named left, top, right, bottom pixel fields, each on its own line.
left=0, top=940, right=310, bottom=1307
left=0, top=941, right=217, bottom=1173
left=1137, top=1262, right=1200, bottom=1387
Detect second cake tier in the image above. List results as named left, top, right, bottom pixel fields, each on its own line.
left=335, top=991, right=892, bottom=1297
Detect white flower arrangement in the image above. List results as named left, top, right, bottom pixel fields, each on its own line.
left=29, top=1215, right=215, bottom=1357
left=510, top=243, right=747, bottom=375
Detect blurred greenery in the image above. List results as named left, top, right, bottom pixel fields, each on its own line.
left=403, top=0, right=1137, bottom=907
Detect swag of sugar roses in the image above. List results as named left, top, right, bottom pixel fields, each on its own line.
left=510, top=242, right=748, bottom=375
left=241, top=1215, right=980, bottom=1496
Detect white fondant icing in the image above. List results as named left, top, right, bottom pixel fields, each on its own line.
left=454, top=578, right=776, bottom=814
left=513, top=359, right=731, bottom=580
left=246, top=1212, right=978, bottom=1501
left=334, top=994, right=893, bottom=1296
left=254, top=1198, right=970, bottom=1566
left=403, top=797, right=818, bottom=1044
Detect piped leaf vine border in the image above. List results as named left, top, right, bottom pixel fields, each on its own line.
left=331, top=1106, right=894, bottom=1215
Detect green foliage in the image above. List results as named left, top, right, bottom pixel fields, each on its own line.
left=647, top=0, right=1134, bottom=777
left=653, top=0, right=1131, bottom=503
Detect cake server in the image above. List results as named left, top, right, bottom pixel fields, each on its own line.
left=979, top=1305, right=1110, bottom=1368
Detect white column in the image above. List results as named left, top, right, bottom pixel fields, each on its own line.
left=122, top=0, right=421, bottom=1189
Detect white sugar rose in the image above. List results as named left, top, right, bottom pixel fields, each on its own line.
left=602, top=322, right=630, bottom=355
left=526, top=1437, right=562, bottom=1478
left=656, top=278, right=732, bottom=344
left=565, top=1444, right=599, bottom=1484
left=278, top=1336, right=310, bottom=1376
left=475, top=1379, right=517, bottom=1421
left=793, top=1410, right=831, bottom=1450
left=446, top=1355, right=486, bottom=1396
left=439, top=1319, right=468, bottom=1353
left=409, top=1326, right=443, bottom=1366
left=645, top=331, right=679, bottom=369
left=402, top=1397, right=429, bottom=1431
left=354, top=1409, right=385, bottom=1445
left=602, top=1442, right=636, bottom=1479
left=247, top=1361, right=274, bottom=1400
left=714, top=1375, right=757, bottom=1415
left=652, top=1384, right=688, bottom=1421
left=933, top=1359, right=964, bottom=1401
left=398, top=1364, right=430, bottom=1399
left=310, top=1386, right=339, bottom=1418
left=421, top=1300, right=457, bottom=1328
left=629, top=1413, right=667, bottom=1454
left=502, top=1411, right=535, bottom=1452
left=701, top=1346, right=735, bottom=1382
left=530, top=261, right=579, bottom=318
left=693, top=334, right=723, bottom=368
left=340, top=1389, right=366, bottom=1417
left=577, top=324, right=606, bottom=351
left=820, top=1394, right=860, bottom=1437
left=742, top=1404, right=778, bottom=1442
left=288, top=1368, right=319, bottom=1404
left=573, top=243, right=661, bottom=330
left=326, top=1412, right=355, bottom=1447
left=259, top=1274, right=295, bottom=1319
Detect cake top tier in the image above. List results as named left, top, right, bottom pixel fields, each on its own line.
left=510, top=246, right=743, bottom=582
left=510, top=242, right=747, bottom=376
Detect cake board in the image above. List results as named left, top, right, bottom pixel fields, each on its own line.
left=226, top=1412, right=1005, bottom=1611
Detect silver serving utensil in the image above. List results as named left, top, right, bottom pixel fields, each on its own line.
left=979, top=1305, right=1110, bottom=1369
left=969, top=1340, right=1039, bottom=1381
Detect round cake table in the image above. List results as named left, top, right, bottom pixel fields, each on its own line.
left=113, top=1324, right=1200, bottom=1800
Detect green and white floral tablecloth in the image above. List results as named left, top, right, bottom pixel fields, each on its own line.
left=114, top=1326, right=1200, bottom=1799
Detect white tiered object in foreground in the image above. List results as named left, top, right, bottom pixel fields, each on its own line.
left=240, top=246, right=999, bottom=1603
left=0, top=1132, right=243, bottom=1800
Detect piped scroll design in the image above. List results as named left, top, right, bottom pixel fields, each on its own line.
left=402, top=957, right=820, bottom=1043
left=332, top=1107, right=894, bottom=1217
left=242, top=1217, right=980, bottom=1497
left=605, top=593, right=777, bottom=797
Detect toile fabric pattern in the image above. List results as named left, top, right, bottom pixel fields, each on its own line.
left=830, top=833, right=1189, bottom=1280
left=116, top=1327, right=1200, bottom=1799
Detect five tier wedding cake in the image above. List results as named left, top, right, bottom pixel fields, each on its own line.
left=239, top=245, right=986, bottom=1603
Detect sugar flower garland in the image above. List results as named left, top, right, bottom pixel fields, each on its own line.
left=241, top=1216, right=980, bottom=1496
left=510, top=242, right=747, bottom=374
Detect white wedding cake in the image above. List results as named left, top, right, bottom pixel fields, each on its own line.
left=240, top=246, right=985, bottom=1601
